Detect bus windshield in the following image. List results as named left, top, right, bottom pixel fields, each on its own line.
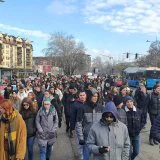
left=146, top=70, right=160, bottom=79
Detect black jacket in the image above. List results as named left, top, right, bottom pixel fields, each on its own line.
left=151, top=113, right=160, bottom=142
left=125, top=106, right=145, bottom=137
left=20, top=111, right=37, bottom=138
left=148, top=92, right=160, bottom=115
left=134, top=88, right=150, bottom=112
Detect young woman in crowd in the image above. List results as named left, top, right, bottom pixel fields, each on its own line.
left=20, top=97, right=37, bottom=160
left=36, top=99, right=58, bottom=160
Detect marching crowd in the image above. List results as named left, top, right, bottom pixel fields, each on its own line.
left=0, top=74, right=160, bottom=160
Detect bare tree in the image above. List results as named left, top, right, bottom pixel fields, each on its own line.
left=136, top=40, right=160, bottom=67
left=43, top=32, right=88, bottom=75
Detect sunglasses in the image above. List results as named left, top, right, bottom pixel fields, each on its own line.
left=23, top=103, right=29, bottom=106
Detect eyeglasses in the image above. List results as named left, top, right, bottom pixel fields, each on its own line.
left=23, top=103, right=29, bottom=106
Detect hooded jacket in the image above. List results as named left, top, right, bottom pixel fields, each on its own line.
left=36, top=106, right=58, bottom=146
left=76, top=89, right=104, bottom=141
left=87, top=103, right=130, bottom=160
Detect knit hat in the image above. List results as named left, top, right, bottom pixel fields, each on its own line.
left=113, top=95, right=123, bottom=106
left=124, top=96, right=134, bottom=103
left=43, top=98, right=52, bottom=103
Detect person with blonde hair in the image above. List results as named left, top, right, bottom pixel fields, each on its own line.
left=0, top=99, right=27, bottom=160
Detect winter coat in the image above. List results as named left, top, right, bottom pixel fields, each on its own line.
left=134, top=89, right=150, bottom=113
left=76, top=101, right=104, bottom=141
left=87, top=103, right=130, bottom=160
left=20, top=110, right=37, bottom=138
left=0, top=110, right=27, bottom=160
left=148, top=92, right=160, bottom=115
left=4, top=88, right=12, bottom=99
left=150, top=113, right=160, bottom=142
left=36, top=107, right=58, bottom=146
left=117, top=108, right=128, bottom=126
left=70, top=99, right=88, bottom=131
left=34, top=91, right=44, bottom=109
left=62, top=91, right=77, bottom=116
left=124, top=106, right=145, bottom=137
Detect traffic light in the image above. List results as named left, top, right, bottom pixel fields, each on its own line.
left=126, top=52, right=129, bottom=58
left=135, top=53, right=138, bottom=59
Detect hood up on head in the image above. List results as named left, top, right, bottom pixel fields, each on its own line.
left=103, top=101, right=119, bottom=120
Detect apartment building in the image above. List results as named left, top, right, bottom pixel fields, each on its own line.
left=0, top=32, right=33, bottom=83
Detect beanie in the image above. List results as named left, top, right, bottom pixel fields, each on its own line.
left=113, top=95, right=123, bottom=106
left=124, top=96, right=134, bottom=104
left=43, top=98, right=52, bottom=103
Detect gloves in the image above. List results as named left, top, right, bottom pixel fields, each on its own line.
left=79, top=139, right=85, bottom=145
left=99, top=146, right=110, bottom=154
left=58, top=122, right=62, bottom=128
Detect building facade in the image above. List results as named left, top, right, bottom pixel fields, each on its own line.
left=0, top=32, right=33, bottom=83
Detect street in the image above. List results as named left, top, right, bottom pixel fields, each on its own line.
left=30, top=115, right=160, bottom=160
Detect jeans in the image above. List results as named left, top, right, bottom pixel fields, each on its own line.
left=83, top=144, right=90, bottom=160
left=149, top=114, right=158, bottom=138
left=27, top=136, right=35, bottom=160
left=130, top=135, right=140, bottom=160
left=39, top=144, right=53, bottom=160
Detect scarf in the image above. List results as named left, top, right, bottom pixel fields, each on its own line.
left=2, top=110, right=17, bottom=158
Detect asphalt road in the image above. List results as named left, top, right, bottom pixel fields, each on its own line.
left=29, top=116, right=160, bottom=160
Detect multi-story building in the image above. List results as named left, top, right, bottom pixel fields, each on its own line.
left=0, top=32, right=33, bottom=83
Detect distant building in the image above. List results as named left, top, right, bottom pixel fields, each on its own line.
left=33, top=54, right=91, bottom=75
left=0, top=32, right=33, bottom=82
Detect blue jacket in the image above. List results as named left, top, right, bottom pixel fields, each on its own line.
left=70, top=99, right=88, bottom=131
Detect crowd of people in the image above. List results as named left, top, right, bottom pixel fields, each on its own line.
left=0, top=74, right=160, bottom=160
